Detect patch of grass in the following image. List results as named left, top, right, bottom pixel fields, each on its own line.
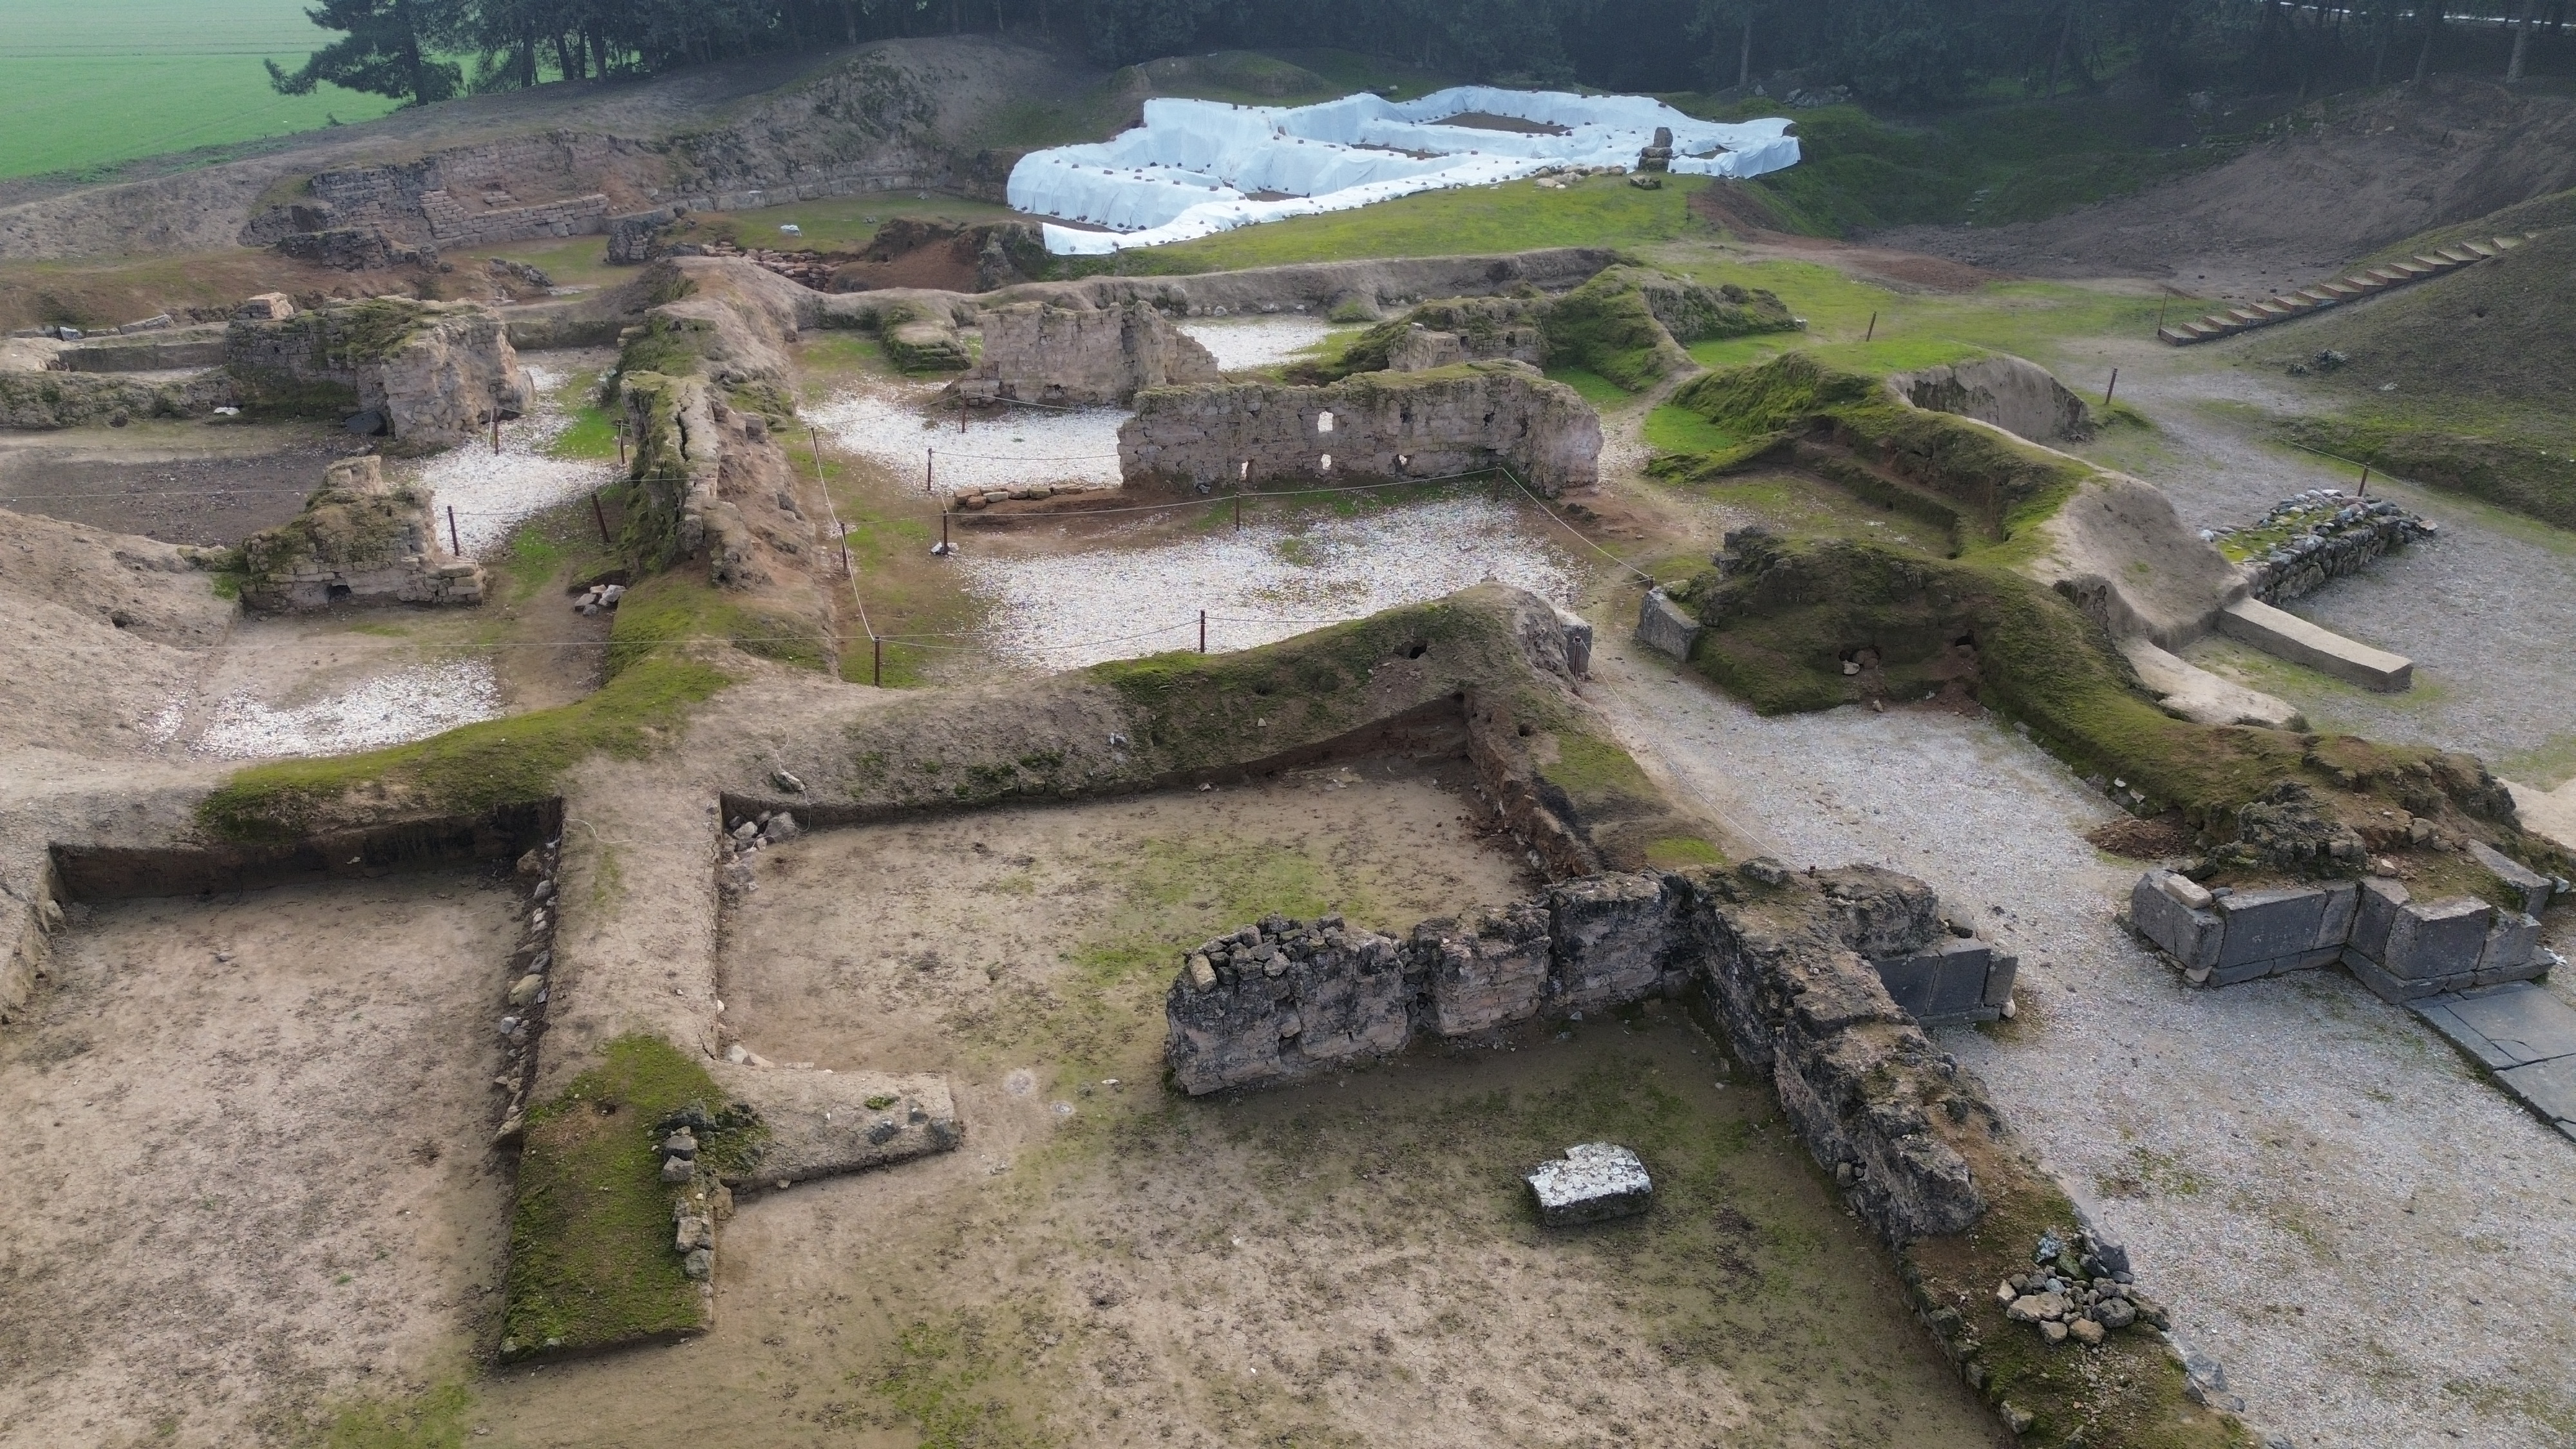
left=311, top=1381, right=473, bottom=1449
left=195, top=583, right=734, bottom=840
left=1543, top=366, right=1631, bottom=406
left=504, top=526, right=565, bottom=602
left=867, top=1310, right=1054, bottom=1449
left=502, top=1035, right=764, bottom=1358
left=547, top=391, right=620, bottom=463
left=1075, top=173, right=1711, bottom=276
left=687, top=193, right=1025, bottom=258
left=1642, top=404, right=1738, bottom=456
left=1642, top=835, right=1727, bottom=869
left=2278, top=412, right=2576, bottom=533
left=607, top=568, right=831, bottom=675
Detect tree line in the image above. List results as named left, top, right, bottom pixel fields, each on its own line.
left=270, top=0, right=2573, bottom=111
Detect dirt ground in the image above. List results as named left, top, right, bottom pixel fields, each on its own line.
left=1866, top=79, right=2576, bottom=301
left=0, top=869, right=520, bottom=1448
left=473, top=766, right=2000, bottom=1448
left=0, top=419, right=354, bottom=547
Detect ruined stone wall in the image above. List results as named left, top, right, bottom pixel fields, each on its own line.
left=1165, top=860, right=2011, bottom=1244
left=2127, top=855, right=2555, bottom=998
left=237, top=457, right=486, bottom=611
left=225, top=299, right=531, bottom=447
left=1119, top=362, right=1601, bottom=496
left=1892, top=355, right=2094, bottom=444
left=963, top=300, right=1222, bottom=406
left=2215, top=492, right=2436, bottom=605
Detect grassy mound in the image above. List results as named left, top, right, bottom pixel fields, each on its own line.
left=2258, top=224, right=2576, bottom=529
left=500, top=1035, right=768, bottom=1359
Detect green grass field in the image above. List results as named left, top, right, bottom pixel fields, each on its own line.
left=0, top=0, right=404, bottom=178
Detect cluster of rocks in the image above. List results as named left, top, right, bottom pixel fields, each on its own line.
left=1996, top=1229, right=2168, bottom=1348
left=9, top=312, right=178, bottom=342
left=491, top=838, right=564, bottom=1143
left=653, top=1101, right=756, bottom=1282
left=2205, top=489, right=2434, bottom=605
left=949, top=481, right=1097, bottom=510
left=1635, top=126, right=1676, bottom=174
left=716, top=810, right=801, bottom=898
left=569, top=581, right=625, bottom=615
left=1170, top=862, right=2012, bottom=1245
left=666, top=240, right=841, bottom=290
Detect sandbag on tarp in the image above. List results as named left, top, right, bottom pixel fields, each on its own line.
left=1009, top=86, right=1800, bottom=256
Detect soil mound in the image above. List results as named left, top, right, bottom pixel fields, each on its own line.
left=1864, top=79, right=2576, bottom=297
left=2262, top=222, right=2576, bottom=410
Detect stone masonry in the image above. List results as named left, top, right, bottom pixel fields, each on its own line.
left=226, top=298, right=531, bottom=448
left=1119, top=361, right=1601, bottom=497
left=236, top=456, right=487, bottom=611
left=1166, top=860, right=2017, bottom=1244
left=956, top=299, right=1222, bottom=408
left=2128, top=862, right=2556, bottom=999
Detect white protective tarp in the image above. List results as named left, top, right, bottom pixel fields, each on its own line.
left=1009, top=85, right=1801, bottom=255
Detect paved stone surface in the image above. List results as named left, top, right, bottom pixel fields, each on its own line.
left=2417, top=983, right=2576, bottom=1142
left=2495, top=1057, right=2576, bottom=1140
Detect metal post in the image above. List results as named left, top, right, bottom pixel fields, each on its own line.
left=590, top=489, right=609, bottom=542
left=1864, top=311, right=1877, bottom=342
left=1199, top=609, right=1206, bottom=653
left=493, top=413, right=502, bottom=454
left=2155, top=296, right=2168, bottom=334
left=1234, top=492, right=1242, bottom=533
left=873, top=635, right=882, bottom=687
left=616, top=417, right=626, bottom=466
left=940, top=510, right=951, bottom=554
left=925, top=448, right=934, bottom=497
left=447, top=505, right=460, bottom=556
left=2102, top=368, right=2119, bottom=406
left=2358, top=464, right=2369, bottom=497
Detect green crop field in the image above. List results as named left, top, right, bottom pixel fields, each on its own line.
left=0, top=0, right=405, bottom=179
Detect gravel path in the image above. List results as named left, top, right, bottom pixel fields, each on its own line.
left=413, top=352, right=620, bottom=558
left=189, top=659, right=501, bottom=759
left=2099, top=353, right=2576, bottom=777
left=956, top=495, right=1584, bottom=668
left=1176, top=315, right=1346, bottom=370
left=811, top=383, right=1127, bottom=495
left=1586, top=637, right=2576, bottom=1449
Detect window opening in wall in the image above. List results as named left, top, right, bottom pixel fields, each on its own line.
left=1318, top=453, right=1333, bottom=473
left=1316, top=410, right=1335, bottom=434
left=1239, top=460, right=1249, bottom=480
left=327, top=583, right=353, bottom=601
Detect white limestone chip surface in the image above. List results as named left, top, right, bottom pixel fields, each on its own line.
left=190, top=659, right=502, bottom=759
left=1526, top=1142, right=1653, bottom=1225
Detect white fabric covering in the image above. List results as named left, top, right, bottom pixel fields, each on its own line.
left=1009, top=85, right=1800, bottom=255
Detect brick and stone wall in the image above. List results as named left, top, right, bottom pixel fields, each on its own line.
left=1118, top=361, right=1602, bottom=497
left=1166, top=860, right=2018, bottom=1244
left=237, top=456, right=486, bottom=611
left=225, top=298, right=531, bottom=448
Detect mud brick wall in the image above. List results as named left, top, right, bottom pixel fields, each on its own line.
left=1166, top=861, right=2009, bottom=1244
left=1118, top=361, right=1602, bottom=497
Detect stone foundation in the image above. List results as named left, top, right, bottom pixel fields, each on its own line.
left=1166, top=860, right=2014, bottom=1245
left=2127, top=864, right=2557, bottom=998
left=2210, top=490, right=2436, bottom=605
left=1119, top=361, right=1601, bottom=497
left=236, top=456, right=487, bottom=611
left=225, top=298, right=531, bottom=448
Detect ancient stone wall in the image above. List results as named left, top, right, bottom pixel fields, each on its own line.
left=1165, top=860, right=2014, bottom=1244
left=1893, top=355, right=2094, bottom=444
left=2212, top=491, right=2436, bottom=605
left=236, top=456, right=486, bottom=611
left=1119, top=362, right=1601, bottom=496
left=225, top=298, right=531, bottom=448
left=2128, top=858, right=2556, bottom=998
left=960, top=299, right=1222, bottom=406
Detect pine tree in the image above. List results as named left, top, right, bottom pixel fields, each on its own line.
left=267, top=0, right=468, bottom=107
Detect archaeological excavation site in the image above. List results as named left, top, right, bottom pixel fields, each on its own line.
left=4, top=12, right=2575, bottom=1449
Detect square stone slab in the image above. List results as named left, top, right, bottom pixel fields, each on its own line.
left=2414, top=983, right=2576, bottom=1072
left=1527, top=1142, right=1653, bottom=1226
left=2495, top=1056, right=2576, bottom=1140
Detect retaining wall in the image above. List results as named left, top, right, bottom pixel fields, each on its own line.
left=1166, top=860, right=2018, bottom=1244
left=2128, top=862, right=2555, bottom=998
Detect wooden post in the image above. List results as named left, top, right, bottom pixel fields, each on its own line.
left=1234, top=492, right=1242, bottom=533
left=447, top=506, right=460, bottom=556
left=2155, top=296, right=2168, bottom=334
left=1864, top=311, right=1877, bottom=342
left=940, top=510, right=951, bottom=554
left=493, top=413, right=502, bottom=454
left=1199, top=609, right=1207, bottom=653
left=2358, top=464, right=2370, bottom=497
left=925, top=448, right=934, bottom=497
left=589, top=489, right=609, bottom=542
left=873, top=635, right=882, bottom=687
left=616, top=417, right=625, bottom=466
left=2102, top=368, right=2119, bottom=406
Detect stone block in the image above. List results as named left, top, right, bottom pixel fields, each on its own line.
left=2380, top=897, right=2494, bottom=980
left=2477, top=911, right=2544, bottom=976
left=2313, top=880, right=2360, bottom=949
left=2350, top=876, right=2409, bottom=961
left=2213, top=886, right=2329, bottom=968
left=1548, top=873, right=1677, bottom=1013
left=2344, top=949, right=2454, bottom=1004
left=1871, top=939, right=1997, bottom=1022
left=1423, top=901, right=1550, bottom=1036
left=2412, top=982, right=2576, bottom=1072
left=1982, top=952, right=2019, bottom=1007
left=2130, top=871, right=2221, bottom=969
left=2217, top=597, right=2412, bottom=691
left=1526, top=1143, right=1653, bottom=1225
left=2470, top=841, right=2555, bottom=918
left=1635, top=591, right=1701, bottom=661
left=2494, top=1056, right=2576, bottom=1138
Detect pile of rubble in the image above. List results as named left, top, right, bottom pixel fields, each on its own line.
left=717, top=809, right=802, bottom=898
left=1996, top=1229, right=2169, bottom=1348
left=570, top=581, right=626, bottom=615
left=491, top=840, right=564, bottom=1144
left=2204, top=488, right=2434, bottom=605
left=672, top=240, right=840, bottom=289
left=951, top=481, right=1100, bottom=510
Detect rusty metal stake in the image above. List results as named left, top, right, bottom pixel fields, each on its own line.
left=873, top=635, right=882, bottom=687
left=2102, top=367, right=2119, bottom=406
left=590, top=489, right=609, bottom=543
left=1864, top=311, right=1876, bottom=342
left=2358, top=464, right=2370, bottom=497
left=1199, top=609, right=1207, bottom=653
left=493, top=413, right=501, bottom=454
left=447, top=505, right=460, bottom=556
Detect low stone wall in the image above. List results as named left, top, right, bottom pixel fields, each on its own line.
left=0, top=368, right=236, bottom=430
left=2210, top=490, right=2436, bottom=605
left=1166, top=860, right=2016, bottom=1244
left=960, top=299, right=1220, bottom=407
left=225, top=298, right=532, bottom=448
left=1119, top=361, right=1601, bottom=497
left=2127, top=859, right=2556, bottom=998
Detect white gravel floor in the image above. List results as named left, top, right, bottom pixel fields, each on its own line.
left=810, top=384, right=1127, bottom=495
left=412, top=355, right=620, bottom=558
left=1587, top=636, right=2576, bottom=1449
left=1176, top=315, right=1346, bottom=371
left=189, top=659, right=502, bottom=759
left=953, top=495, right=1584, bottom=668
